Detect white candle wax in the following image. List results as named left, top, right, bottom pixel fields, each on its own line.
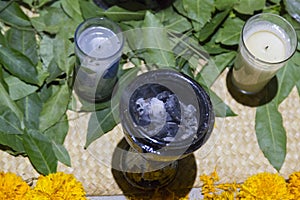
left=246, top=31, right=286, bottom=63
left=232, top=22, right=289, bottom=93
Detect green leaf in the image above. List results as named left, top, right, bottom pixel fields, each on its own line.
left=0, top=46, right=39, bottom=85
left=198, top=52, right=236, bottom=87
left=215, top=17, right=245, bottom=46
left=31, top=7, right=70, bottom=34
left=234, top=0, right=266, bottom=15
left=198, top=9, right=230, bottom=42
left=0, top=106, right=22, bottom=135
left=85, top=67, right=139, bottom=148
left=52, top=142, right=71, bottom=167
left=208, top=89, right=237, bottom=117
left=53, top=36, right=74, bottom=75
left=61, top=0, right=83, bottom=22
left=79, top=0, right=105, bottom=19
left=0, top=105, right=24, bottom=154
left=0, top=1, right=31, bottom=27
left=156, top=6, right=192, bottom=33
left=40, top=35, right=55, bottom=69
left=255, top=102, right=286, bottom=171
left=182, top=0, right=215, bottom=30
left=215, top=0, right=238, bottom=10
left=4, top=75, right=38, bottom=101
left=44, top=114, right=69, bottom=145
left=7, top=28, right=38, bottom=65
left=0, top=31, right=8, bottom=47
left=85, top=108, right=117, bottom=148
left=275, top=60, right=297, bottom=105
left=270, top=0, right=281, bottom=3
left=46, top=59, right=64, bottom=83
left=0, top=133, right=24, bottom=154
left=39, top=83, right=70, bottom=132
left=142, top=12, right=176, bottom=68
left=23, top=130, right=58, bottom=175
left=17, top=93, right=42, bottom=130
left=0, top=82, right=23, bottom=121
left=105, top=6, right=145, bottom=21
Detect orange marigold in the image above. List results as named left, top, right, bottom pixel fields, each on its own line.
left=25, top=172, right=87, bottom=200
left=0, top=171, right=30, bottom=200
left=200, top=169, right=239, bottom=200
left=287, top=171, right=300, bottom=199
left=238, top=172, right=291, bottom=200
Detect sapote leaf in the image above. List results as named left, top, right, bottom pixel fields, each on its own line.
left=275, top=60, right=298, bottom=105
left=215, top=0, right=238, bottom=10
left=198, top=9, right=231, bottom=42
left=85, top=67, right=139, bottom=148
left=198, top=51, right=236, bottom=88
left=215, top=17, right=245, bottom=46
left=4, top=75, right=38, bottom=101
left=85, top=107, right=117, bottom=148
left=31, top=7, right=70, bottom=34
left=0, top=133, right=24, bottom=155
left=40, top=35, right=55, bottom=69
left=255, top=101, right=286, bottom=172
left=155, top=6, right=192, bottom=33
left=0, top=106, right=22, bottom=135
left=17, top=93, right=42, bottom=130
left=39, top=83, right=70, bottom=132
left=44, top=114, right=69, bottom=145
left=104, top=6, right=146, bottom=21
left=53, top=36, right=75, bottom=75
left=0, top=47, right=39, bottom=85
left=7, top=28, right=38, bottom=65
left=182, top=0, right=215, bottom=30
left=207, top=88, right=237, bottom=117
left=234, top=0, right=266, bottom=15
left=52, top=142, right=71, bottom=167
left=61, top=0, right=83, bottom=22
left=0, top=31, right=7, bottom=47
left=0, top=81, right=23, bottom=121
left=79, top=0, right=105, bottom=19
left=23, top=130, right=58, bottom=175
left=0, top=1, right=31, bottom=27
left=142, top=12, right=176, bottom=68
left=0, top=104, right=24, bottom=154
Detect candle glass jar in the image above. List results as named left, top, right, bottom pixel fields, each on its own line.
left=232, top=13, right=297, bottom=94
left=119, top=69, right=215, bottom=189
left=73, top=17, right=124, bottom=102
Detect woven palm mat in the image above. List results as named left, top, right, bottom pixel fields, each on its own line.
left=1, top=68, right=300, bottom=196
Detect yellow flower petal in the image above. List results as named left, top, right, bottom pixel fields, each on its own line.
left=238, top=172, right=290, bottom=200
left=0, top=171, right=30, bottom=200
left=26, top=172, right=86, bottom=200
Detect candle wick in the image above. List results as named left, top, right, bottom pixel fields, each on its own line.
left=265, top=46, right=269, bottom=50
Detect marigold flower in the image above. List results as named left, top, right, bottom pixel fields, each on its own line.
left=238, top=172, right=291, bottom=200
left=0, top=171, right=30, bottom=200
left=25, top=172, right=87, bottom=200
left=287, top=171, right=300, bottom=199
left=200, top=169, right=239, bottom=200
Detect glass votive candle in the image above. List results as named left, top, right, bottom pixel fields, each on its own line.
left=232, top=13, right=297, bottom=94
left=73, top=17, right=124, bottom=102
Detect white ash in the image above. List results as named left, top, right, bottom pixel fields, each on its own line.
left=137, top=97, right=167, bottom=136
left=136, top=96, right=198, bottom=141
